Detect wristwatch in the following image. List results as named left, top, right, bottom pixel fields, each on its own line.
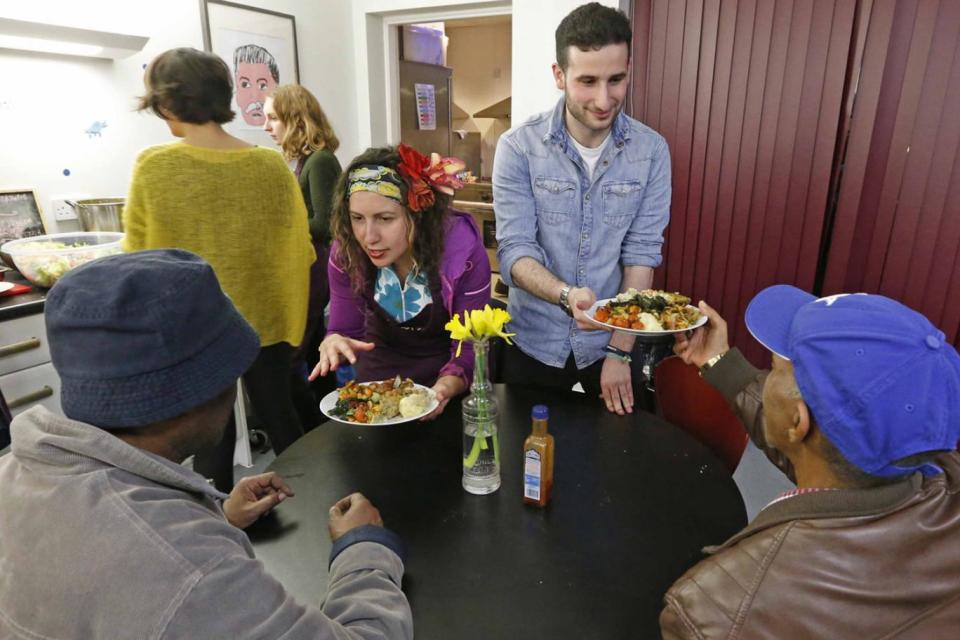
left=698, top=351, right=727, bottom=377
left=558, top=285, right=573, bottom=317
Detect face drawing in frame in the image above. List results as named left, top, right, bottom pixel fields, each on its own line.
left=233, top=44, right=279, bottom=126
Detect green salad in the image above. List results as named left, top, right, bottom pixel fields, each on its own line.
left=13, top=240, right=121, bottom=287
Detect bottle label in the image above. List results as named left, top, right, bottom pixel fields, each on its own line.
left=524, top=450, right=542, bottom=500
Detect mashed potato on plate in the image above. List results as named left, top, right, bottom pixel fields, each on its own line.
left=399, top=390, right=431, bottom=418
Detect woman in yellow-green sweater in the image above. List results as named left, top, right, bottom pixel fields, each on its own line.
left=123, top=47, right=315, bottom=491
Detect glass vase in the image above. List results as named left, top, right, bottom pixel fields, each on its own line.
left=462, top=339, right=501, bottom=494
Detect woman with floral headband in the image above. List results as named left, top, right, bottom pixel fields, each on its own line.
left=309, top=145, right=491, bottom=418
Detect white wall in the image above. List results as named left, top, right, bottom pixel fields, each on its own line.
left=0, top=0, right=357, bottom=233
left=511, top=0, right=625, bottom=125
left=1, top=0, right=630, bottom=235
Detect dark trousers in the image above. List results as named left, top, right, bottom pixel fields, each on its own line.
left=194, top=342, right=310, bottom=491
left=501, top=342, right=660, bottom=412
left=292, top=241, right=335, bottom=424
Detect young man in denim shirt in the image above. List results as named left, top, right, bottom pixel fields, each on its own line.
left=493, top=3, right=671, bottom=414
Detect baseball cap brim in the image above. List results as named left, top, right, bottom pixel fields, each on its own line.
left=745, top=285, right=817, bottom=360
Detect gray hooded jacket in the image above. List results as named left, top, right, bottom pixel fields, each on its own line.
left=0, top=406, right=412, bottom=639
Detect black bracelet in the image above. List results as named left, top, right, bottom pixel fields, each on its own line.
left=603, top=344, right=632, bottom=363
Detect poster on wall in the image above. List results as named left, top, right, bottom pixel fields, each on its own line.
left=0, top=190, right=46, bottom=246
left=202, top=0, right=300, bottom=131
left=415, top=83, right=437, bottom=131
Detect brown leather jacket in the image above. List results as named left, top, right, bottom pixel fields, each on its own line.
left=660, top=349, right=960, bottom=639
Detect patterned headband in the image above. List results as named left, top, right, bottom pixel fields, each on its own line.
left=346, top=144, right=467, bottom=213
left=347, top=165, right=406, bottom=205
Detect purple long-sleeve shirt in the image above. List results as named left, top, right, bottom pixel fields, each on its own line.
left=327, top=210, right=492, bottom=385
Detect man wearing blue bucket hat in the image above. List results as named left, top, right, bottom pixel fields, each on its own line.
left=660, top=285, right=960, bottom=638
left=0, top=250, right=411, bottom=639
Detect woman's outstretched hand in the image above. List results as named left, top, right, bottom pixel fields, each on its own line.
left=309, top=334, right=375, bottom=380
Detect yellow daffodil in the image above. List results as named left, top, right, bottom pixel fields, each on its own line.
left=445, top=305, right=515, bottom=357
left=468, top=308, right=490, bottom=336
left=489, top=306, right=515, bottom=343
left=445, top=313, right=471, bottom=357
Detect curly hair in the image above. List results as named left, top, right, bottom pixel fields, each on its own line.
left=267, top=84, right=340, bottom=161
left=330, top=146, right=450, bottom=293
left=138, top=48, right=235, bottom=124
left=555, top=3, right=632, bottom=69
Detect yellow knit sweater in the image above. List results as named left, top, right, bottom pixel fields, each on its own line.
left=122, top=142, right=315, bottom=347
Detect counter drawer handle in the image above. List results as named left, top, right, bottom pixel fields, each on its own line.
left=8, top=385, right=54, bottom=410
left=0, top=337, right=41, bottom=359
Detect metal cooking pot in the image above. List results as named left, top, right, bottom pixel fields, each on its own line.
left=67, top=198, right=124, bottom=232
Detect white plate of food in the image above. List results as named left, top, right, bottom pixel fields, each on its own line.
left=584, top=288, right=707, bottom=336
left=320, top=376, right=438, bottom=425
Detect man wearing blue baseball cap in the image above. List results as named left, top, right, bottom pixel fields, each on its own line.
left=660, top=285, right=960, bottom=638
left=0, top=250, right=411, bottom=639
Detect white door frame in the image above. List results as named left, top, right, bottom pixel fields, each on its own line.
left=351, top=0, right=512, bottom=149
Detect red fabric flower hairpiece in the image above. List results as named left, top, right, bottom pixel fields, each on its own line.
left=397, top=144, right=466, bottom=212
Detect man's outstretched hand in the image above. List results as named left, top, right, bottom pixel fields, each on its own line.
left=673, top=301, right=729, bottom=367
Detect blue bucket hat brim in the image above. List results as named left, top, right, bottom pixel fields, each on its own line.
left=46, top=249, right=262, bottom=429
left=58, top=303, right=259, bottom=428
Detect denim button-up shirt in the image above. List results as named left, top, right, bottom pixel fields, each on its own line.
left=493, top=98, right=671, bottom=368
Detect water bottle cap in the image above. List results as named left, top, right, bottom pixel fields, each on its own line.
left=335, top=363, right=356, bottom=386
left=532, top=404, right=549, bottom=420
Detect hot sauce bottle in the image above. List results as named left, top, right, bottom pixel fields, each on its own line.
left=523, top=404, right=554, bottom=507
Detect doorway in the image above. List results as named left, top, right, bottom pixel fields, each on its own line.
left=349, top=1, right=511, bottom=150
left=396, top=16, right=511, bottom=181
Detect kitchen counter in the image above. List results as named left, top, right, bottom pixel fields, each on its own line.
left=0, top=273, right=45, bottom=322
left=0, top=271, right=59, bottom=421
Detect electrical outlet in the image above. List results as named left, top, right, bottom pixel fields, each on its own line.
left=50, top=197, right=82, bottom=221
left=51, top=199, right=77, bottom=221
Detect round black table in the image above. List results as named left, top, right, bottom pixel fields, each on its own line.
left=248, top=384, right=746, bottom=639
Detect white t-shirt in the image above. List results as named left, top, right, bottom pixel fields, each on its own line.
left=570, top=132, right=612, bottom=180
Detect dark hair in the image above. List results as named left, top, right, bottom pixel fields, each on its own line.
left=330, top=146, right=450, bottom=293
left=555, top=2, right=632, bottom=69
left=233, top=44, right=280, bottom=83
left=819, top=432, right=939, bottom=489
left=138, top=48, right=235, bottom=124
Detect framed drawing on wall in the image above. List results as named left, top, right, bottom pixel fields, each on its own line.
left=201, top=0, right=300, bottom=131
left=0, top=190, right=47, bottom=246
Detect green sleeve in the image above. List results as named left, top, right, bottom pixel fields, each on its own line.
left=303, top=151, right=342, bottom=245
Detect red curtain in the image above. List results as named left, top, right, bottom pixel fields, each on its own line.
left=821, top=0, right=960, bottom=348
left=630, top=0, right=857, bottom=365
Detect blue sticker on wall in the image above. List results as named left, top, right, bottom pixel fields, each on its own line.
left=85, top=121, right=108, bottom=137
